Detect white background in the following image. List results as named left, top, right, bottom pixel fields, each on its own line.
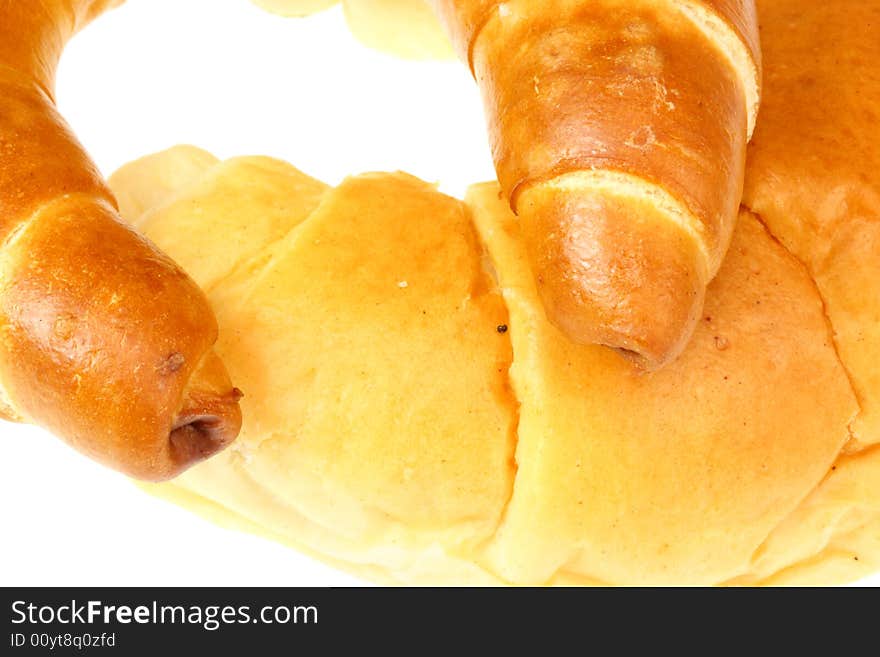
left=0, top=0, right=873, bottom=587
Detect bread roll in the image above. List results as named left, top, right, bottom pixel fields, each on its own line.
left=0, top=1, right=241, bottom=480
left=119, top=145, right=858, bottom=584
left=113, top=0, right=877, bottom=584
left=427, top=0, right=761, bottom=368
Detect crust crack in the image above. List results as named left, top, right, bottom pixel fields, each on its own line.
left=746, top=206, right=863, bottom=447
left=729, top=206, right=865, bottom=585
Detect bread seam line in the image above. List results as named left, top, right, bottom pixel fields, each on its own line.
left=744, top=206, right=864, bottom=449
left=206, top=187, right=332, bottom=299
left=728, top=427, right=858, bottom=583
left=467, top=290, right=521, bottom=578
left=198, top=186, right=334, bottom=307
left=228, top=192, right=524, bottom=563
left=712, top=207, right=865, bottom=583
left=111, top=157, right=858, bottom=584
left=0, top=191, right=115, bottom=252
left=230, top=437, right=505, bottom=580
left=730, top=441, right=880, bottom=586
left=459, top=195, right=863, bottom=585
left=673, top=0, right=760, bottom=137
left=526, top=169, right=714, bottom=272
left=464, top=187, right=614, bottom=585
left=756, top=547, right=864, bottom=585
left=0, top=57, right=57, bottom=104
left=126, top=157, right=227, bottom=230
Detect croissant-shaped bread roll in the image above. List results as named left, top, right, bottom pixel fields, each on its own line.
left=430, top=0, right=762, bottom=367
left=0, top=0, right=242, bottom=480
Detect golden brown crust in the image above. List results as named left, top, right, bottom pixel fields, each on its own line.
left=431, top=1, right=760, bottom=61
left=0, top=0, right=241, bottom=480
left=519, top=179, right=708, bottom=366
left=433, top=0, right=760, bottom=367
left=0, top=71, right=111, bottom=234
left=0, top=1, right=123, bottom=92
left=477, top=2, right=748, bottom=225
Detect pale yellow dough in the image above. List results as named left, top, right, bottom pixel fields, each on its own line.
left=106, top=0, right=880, bottom=585
left=111, top=144, right=875, bottom=585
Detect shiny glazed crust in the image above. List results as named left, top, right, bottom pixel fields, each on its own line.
left=0, top=0, right=241, bottom=480
left=431, top=0, right=761, bottom=367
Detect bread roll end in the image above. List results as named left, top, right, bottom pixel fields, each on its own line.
left=518, top=180, right=708, bottom=369
left=165, top=350, right=242, bottom=482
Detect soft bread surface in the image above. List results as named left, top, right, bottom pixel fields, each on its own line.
left=111, top=0, right=878, bottom=584
left=122, top=149, right=858, bottom=586
left=123, top=153, right=517, bottom=584
left=743, top=0, right=880, bottom=452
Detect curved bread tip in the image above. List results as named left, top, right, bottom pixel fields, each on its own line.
left=165, top=350, right=243, bottom=481
left=518, top=178, right=708, bottom=370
